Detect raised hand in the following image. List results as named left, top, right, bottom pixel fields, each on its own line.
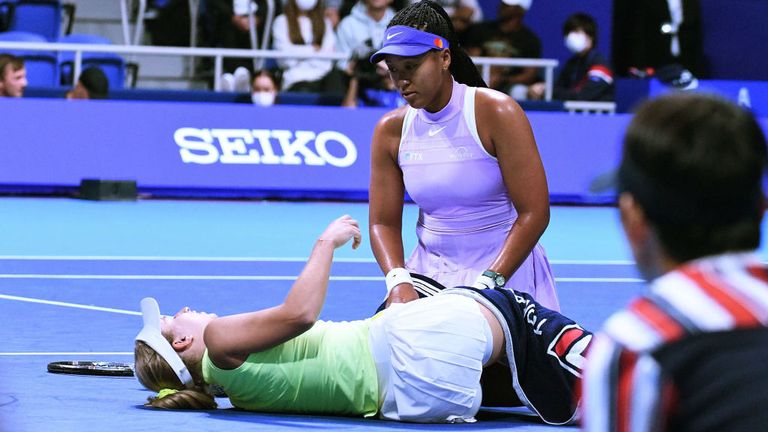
left=319, top=215, right=362, bottom=250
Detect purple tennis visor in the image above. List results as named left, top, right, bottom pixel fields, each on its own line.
left=369, top=25, right=450, bottom=63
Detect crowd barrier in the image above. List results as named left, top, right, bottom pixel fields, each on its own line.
left=1, top=97, right=765, bottom=203
left=0, top=40, right=559, bottom=100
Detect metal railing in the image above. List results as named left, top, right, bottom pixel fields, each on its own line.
left=0, top=40, right=558, bottom=100
left=119, top=0, right=274, bottom=72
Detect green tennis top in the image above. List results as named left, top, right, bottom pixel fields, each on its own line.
left=202, top=319, right=379, bottom=417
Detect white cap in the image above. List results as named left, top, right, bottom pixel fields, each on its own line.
left=501, top=0, right=532, bottom=10
left=135, top=297, right=195, bottom=388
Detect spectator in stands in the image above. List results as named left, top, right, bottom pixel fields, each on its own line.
left=146, top=0, right=191, bottom=46
left=272, top=0, right=346, bottom=97
left=336, top=0, right=397, bottom=107
left=336, top=0, right=406, bottom=22
left=221, top=67, right=253, bottom=93
left=342, top=60, right=404, bottom=108
left=0, top=54, right=27, bottom=98
left=528, top=13, right=614, bottom=102
left=336, top=0, right=394, bottom=71
left=404, top=0, right=483, bottom=41
left=448, top=1, right=479, bottom=43
left=66, top=67, right=109, bottom=100
left=582, top=92, right=768, bottom=431
left=612, top=0, right=705, bottom=77
left=463, top=0, right=540, bottom=99
left=203, top=0, right=281, bottom=75
left=324, top=0, right=343, bottom=29
left=250, top=68, right=280, bottom=106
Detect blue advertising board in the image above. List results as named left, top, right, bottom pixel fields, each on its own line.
left=0, top=98, right=764, bottom=203
left=0, top=98, right=378, bottom=199
left=649, top=79, right=768, bottom=117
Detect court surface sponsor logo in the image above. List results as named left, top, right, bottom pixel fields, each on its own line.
left=174, top=128, right=358, bottom=167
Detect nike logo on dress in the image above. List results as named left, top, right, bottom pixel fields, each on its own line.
left=386, top=31, right=403, bottom=40
left=428, top=126, right=447, bottom=136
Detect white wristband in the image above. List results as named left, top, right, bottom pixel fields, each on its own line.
left=385, top=267, right=413, bottom=293
left=472, top=274, right=494, bottom=290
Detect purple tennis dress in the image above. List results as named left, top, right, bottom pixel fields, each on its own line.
left=399, top=80, right=559, bottom=310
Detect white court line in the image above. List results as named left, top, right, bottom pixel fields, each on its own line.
left=0, top=352, right=132, bottom=356
left=557, top=277, right=642, bottom=283
left=0, top=274, right=643, bottom=283
left=0, top=274, right=383, bottom=281
left=0, top=255, right=638, bottom=265
left=0, top=293, right=141, bottom=315
left=0, top=255, right=374, bottom=263
left=551, top=259, right=635, bottom=265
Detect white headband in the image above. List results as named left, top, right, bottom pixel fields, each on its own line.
left=135, top=297, right=195, bottom=388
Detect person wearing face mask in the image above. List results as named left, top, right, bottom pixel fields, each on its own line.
left=271, top=0, right=346, bottom=98
left=203, top=0, right=282, bottom=78
left=529, top=13, right=614, bottom=102
left=250, top=69, right=280, bottom=106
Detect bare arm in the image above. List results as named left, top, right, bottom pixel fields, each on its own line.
left=475, top=88, right=550, bottom=280
left=204, top=215, right=362, bottom=369
left=368, top=107, right=419, bottom=305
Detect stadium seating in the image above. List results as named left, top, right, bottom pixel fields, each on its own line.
left=0, top=30, right=57, bottom=86
left=0, top=0, right=63, bottom=41
left=58, top=33, right=126, bottom=89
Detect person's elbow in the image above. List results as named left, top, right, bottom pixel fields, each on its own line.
left=537, top=205, right=551, bottom=234
left=517, top=199, right=550, bottom=236
left=281, top=304, right=319, bottom=330
left=532, top=196, right=551, bottom=229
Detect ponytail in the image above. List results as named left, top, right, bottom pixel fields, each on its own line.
left=135, top=340, right=218, bottom=410
left=449, top=44, right=487, bottom=88
left=145, top=388, right=217, bottom=410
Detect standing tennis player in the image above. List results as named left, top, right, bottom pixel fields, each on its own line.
left=366, top=0, right=558, bottom=310
left=134, top=215, right=589, bottom=424
left=581, top=93, right=768, bottom=431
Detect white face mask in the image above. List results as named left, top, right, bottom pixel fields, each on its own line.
left=565, top=31, right=590, bottom=54
left=252, top=92, right=276, bottom=106
left=295, top=0, right=318, bottom=11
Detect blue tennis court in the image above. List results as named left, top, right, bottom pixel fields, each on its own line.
left=2, top=197, right=765, bottom=432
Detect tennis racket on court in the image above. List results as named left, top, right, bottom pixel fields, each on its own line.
left=47, top=361, right=134, bottom=377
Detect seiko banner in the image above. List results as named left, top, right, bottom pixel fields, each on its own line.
left=0, top=98, right=378, bottom=198
left=1, top=98, right=765, bottom=202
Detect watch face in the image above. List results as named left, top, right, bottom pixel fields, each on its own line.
left=495, top=275, right=505, bottom=286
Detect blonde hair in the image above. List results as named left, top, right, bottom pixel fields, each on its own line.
left=134, top=340, right=217, bottom=410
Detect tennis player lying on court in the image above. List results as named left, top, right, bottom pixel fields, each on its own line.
left=134, top=215, right=591, bottom=424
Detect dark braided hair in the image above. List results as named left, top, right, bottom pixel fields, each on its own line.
left=388, top=0, right=486, bottom=88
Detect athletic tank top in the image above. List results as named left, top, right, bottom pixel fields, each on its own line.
left=399, top=79, right=515, bottom=233
left=202, top=319, right=379, bottom=416
left=398, top=80, right=559, bottom=310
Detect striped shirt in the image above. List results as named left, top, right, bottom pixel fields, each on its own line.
left=581, top=252, right=768, bottom=432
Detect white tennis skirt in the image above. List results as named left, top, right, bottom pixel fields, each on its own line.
left=368, top=294, right=493, bottom=423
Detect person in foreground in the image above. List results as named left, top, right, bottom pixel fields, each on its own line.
left=366, top=0, right=558, bottom=311
left=134, top=215, right=590, bottom=424
left=581, top=93, right=768, bottom=431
